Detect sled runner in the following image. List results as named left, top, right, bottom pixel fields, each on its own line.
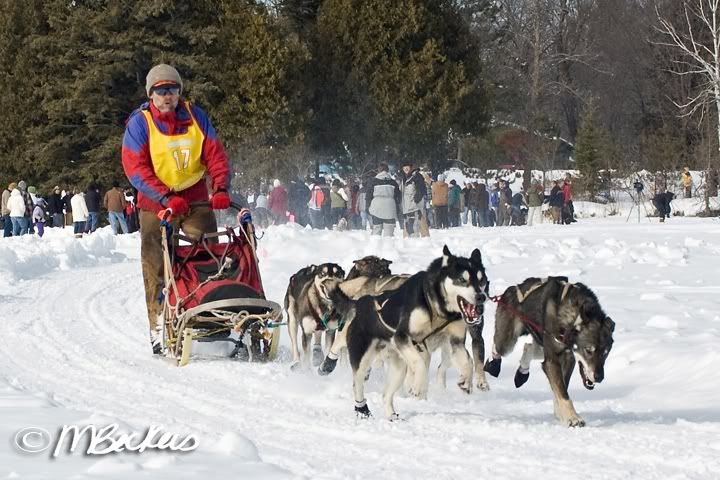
left=159, top=202, right=282, bottom=366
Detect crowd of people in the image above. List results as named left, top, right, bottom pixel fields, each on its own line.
left=242, top=165, right=579, bottom=237
left=1, top=180, right=139, bottom=238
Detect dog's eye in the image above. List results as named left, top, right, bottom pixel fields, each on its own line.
left=585, top=346, right=595, bottom=354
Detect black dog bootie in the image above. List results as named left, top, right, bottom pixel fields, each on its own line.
left=484, top=357, right=502, bottom=377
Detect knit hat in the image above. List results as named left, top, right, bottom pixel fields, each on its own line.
left=437, top=174, right=445, bottom=182
left=273, top=179, right=281, bottom=188
left=18, top=180, right=27, bottom=191
left=145, top=64, right=183, bottom=96
left=27, top=186, right=37, bottom=194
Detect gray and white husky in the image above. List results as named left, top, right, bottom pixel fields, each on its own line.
left=484, top=276, right=615, bottom=427
left=328, top=246, right=489, bottom=420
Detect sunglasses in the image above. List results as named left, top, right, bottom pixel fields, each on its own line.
left=152, top=86, right=180, bottom=96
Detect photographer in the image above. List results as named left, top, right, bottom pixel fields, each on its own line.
left=652, top=187, right=673, bottom=223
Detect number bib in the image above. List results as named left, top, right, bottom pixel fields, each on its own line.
left=142, top=105, right=206, bottom=192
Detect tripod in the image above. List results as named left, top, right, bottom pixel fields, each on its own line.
left=626, top=190, right=650, bottom=223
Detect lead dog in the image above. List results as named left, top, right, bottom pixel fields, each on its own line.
left=329, top=246, right=489, bottom=419
left=484, top=276, right=615, bottom=427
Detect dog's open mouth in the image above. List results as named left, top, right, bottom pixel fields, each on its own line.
left=457, top=297, right=482, bottom=325
left=578, top=363, right=595, bottom=390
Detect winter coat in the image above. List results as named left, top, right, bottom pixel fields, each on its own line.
left=367, top=171, right=400, bottom=220
left=47, top=193, right=64, bottom=215
left=63, top=193, right=73, bottom=213
left=288, top=181, right=310, bottom=212
left=1, top=189, right=10, bottom=216
left=561, top=182, right=573, bottom=204
left=357, top=190, right=367, bottom=213
left=330, top=189, right=348, bottom=209
left=527, top=188, right=544, bottom=207
left=255, top=193, right=268, bottom=210
left=549, top=186, right=564, bottom=208
left=476, top=185, right=489, bottom=210
left=32, top=203, right=46, bottom=223
left=121, top=100, right=229, bottom=212
left=399, top=169, right=427, bottom=215
left=267, top=185, right=289, bottom=217
left=308, top=184, right=325, bottom=211
left=85, top=188, right=102, bottom=212
left=498, top=187, right=512, bottom=207
left=8, top=189, right=26, bottom=217
left=431, top=181, right=449, bottom=207
left=103, top=188, right=127, bottom=213
left=681, top=171, right=692, bottom=188
left=467, top=186, right=481, bottom=209
left=448, top=185, right=462, bottom=208
left=489, top=190, right=499, bottom=208
left=71, top=193, right=89, bottom=222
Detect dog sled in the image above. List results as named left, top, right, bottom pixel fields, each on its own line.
left=159, top=202, right=282, bottom=366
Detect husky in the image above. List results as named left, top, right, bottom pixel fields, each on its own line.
left=484, top=277, right=615, bottom=427
left=328, top=246, right=489, bottom=420
left=284, top=263, right=346, bottom=369
left=345, top=255, right=394, bottom=280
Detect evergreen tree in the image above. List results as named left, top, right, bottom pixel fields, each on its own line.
left=574, top=102, right=602, bottom=196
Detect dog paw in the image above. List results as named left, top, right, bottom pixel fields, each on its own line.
left=514, top=368, right=530, bottom=388
left=565, top=416, right=586, bottom=428
left=312, top=346, right=324, bottom=367
left=355, top=404, right=372, bottom=419
left=290, top=361, right=303, bottom=372
left=476, top=380, right=490, bottom=392
left=457, top=379, right=472, bottom=395
left=387, top=413, right=402, bottom=422
left=409, top=384, right=428, bottom=399
left=317, top=357, right=338, bottom=376
left=484, top=357, right=502, bottom=377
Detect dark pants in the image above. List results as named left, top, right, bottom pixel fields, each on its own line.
left=434, top=206, right=448, bottom=229
left=139, top=206, right=217, bottom=334
left=449, top=207, right=461, bottom=227
left=2, top=214, right=11, bottom=237
left=309, top=209, right=324, bottom=229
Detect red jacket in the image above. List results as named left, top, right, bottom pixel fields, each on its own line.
left=562, top=183, right=572, bottom=204
left=267, top=186, right=288, bottom=216
left=121, top=100, right=229, bottom=212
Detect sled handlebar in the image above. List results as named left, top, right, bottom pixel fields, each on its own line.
left=158, top=201, right=251, bottom=225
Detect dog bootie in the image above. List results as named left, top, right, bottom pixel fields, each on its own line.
left=312, top=345, right=324, bottom=367
left=355, top=402, right=372, bottom=419
left=484, top=357, right=502, bottom=377
left=514, top=368, right=529, bottom=388
left=318, top=356, right=338, bottom=376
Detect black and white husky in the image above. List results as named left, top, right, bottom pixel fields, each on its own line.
left=484, top=276, right=615, bottom=427
left=284, top=263, right=346, bottom=369
left=328, top=246, right=489, bottom=420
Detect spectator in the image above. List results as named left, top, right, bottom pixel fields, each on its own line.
left=307, top=178, right=326, bottom=229
left=124, top=189, right=139, bottom=233
left=63, top=188, right=74, bottom=227
left=47, top=186, right=64, bottom=229
left=8, top=184, right=28, bottom=235
left=681, top=167, right=693, bottom=198
left=70, top=187, right=89, bottom=238
left=103, top=180, right=129, bottom=234
left=561, top=175, right=576, bottom=224
left=267, top=179, right=289, bottom=225
left=32, top=197, right=47, bottom=237
left=399, top=161, right=427, bottom=237
left=548, top=180, right=564, bottom=224
left=1, top=183, right=13, bottom=237
left=448, top=180, right=462, bottom=227
left=84, top=183, right=102, bottom=233
left=18, top=181, right=34, bottom=233
left=329, top=180, right=349, bottom=227
left=288, top=177, right=310, bottom=226
left=526, top=182, right=544, bottom=226
left=653, top=188, right=674, bottom=222
left=366, top=163, right=401, bottom=236
left=431, top=174, right=449, bottom=229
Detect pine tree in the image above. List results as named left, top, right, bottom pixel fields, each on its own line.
left=574, top=102, right=603, bottom=196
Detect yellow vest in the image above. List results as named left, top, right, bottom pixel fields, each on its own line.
left=142, top=105, right=206, bottom=192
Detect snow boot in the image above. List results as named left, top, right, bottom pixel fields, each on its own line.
left=484, top=357, right=502, bottom=377
left=514, top=368, right=529, bottom=388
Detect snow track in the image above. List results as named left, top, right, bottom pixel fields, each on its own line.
left=2, top=219, right=720, bottom=479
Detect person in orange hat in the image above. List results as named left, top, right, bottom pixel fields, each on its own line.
left=121, top=63, right=231, bottom=355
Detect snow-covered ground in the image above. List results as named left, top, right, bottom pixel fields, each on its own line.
left=2, top=214, right=720, bottom=479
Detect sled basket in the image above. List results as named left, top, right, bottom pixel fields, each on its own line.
left=159, top=202, right=282, bottom=366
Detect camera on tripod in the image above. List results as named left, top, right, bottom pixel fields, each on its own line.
left=633, top=180, right=644, bottom=193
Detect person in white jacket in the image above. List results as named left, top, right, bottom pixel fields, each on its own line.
left=70, top=188, right=89, bottom=238
left=8, top=187, right=29, bottom=236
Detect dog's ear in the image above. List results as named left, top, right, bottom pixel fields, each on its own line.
left=442, top=245, right=452, bottom=266
left=470, top=248, right=483, bottom=266
left=605, top=317, right=615, bottom=332
left=352, top=259, right=360, bottom=265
